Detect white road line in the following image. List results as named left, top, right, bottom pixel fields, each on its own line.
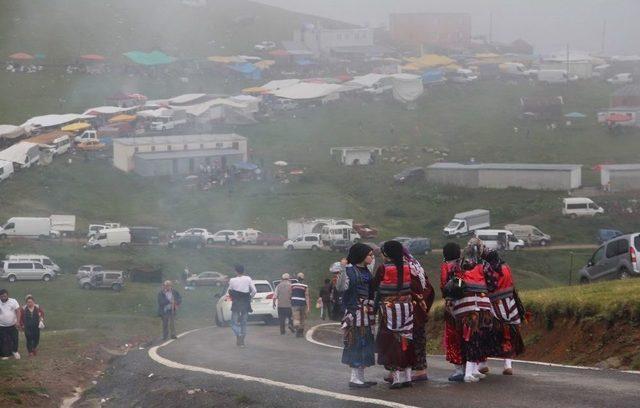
left=305, top=323, right=640, bottom=376
left=148, top=327, right=419, bottom=408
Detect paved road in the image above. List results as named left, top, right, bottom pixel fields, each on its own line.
left=142, top=323, right=639, bottom=408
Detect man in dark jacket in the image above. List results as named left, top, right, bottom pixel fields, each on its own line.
left=157, top=280, right=182, bottom=341
left=319, top=279, right=332, bottom=320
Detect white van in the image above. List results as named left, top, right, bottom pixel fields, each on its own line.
left=283, top=234, right=324, bottom=251
left=0, top=160, right=14, bottom=182
left=7, top=254, right=60, bottom=273
left=50, top=135, right=71, bottom=155
left=87, top=222, right=121, bottom=238
left=320, top=225, right=361, bottom=245
left=475, top=229, right=525, bottom=251
left=537, top=69, right=578, bottom=84
left=0, top=261, right=55, bottom=282
left=504, top=224, right=551, bottom=247
left=562, top=197, right=604, bottom=218
left=86, top=227, right=131, bottom=248
left=236, top=228, right=262, bottom=244
left=606, top=73, right=633, bottom=85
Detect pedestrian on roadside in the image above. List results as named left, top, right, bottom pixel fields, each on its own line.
left=228, top=265, right=256, bottom=347
left=0, top=289, right=21, bottom=360
left=273, top=273, right=293, bottom=335
left=337, top=243, right=377, bottom=389
left=157, top=280, right=182, bottom=341
left=183, top=265, right=190, bottom=282
left=19, top=295, right=44, bottom=356
left=440, top=243, right=465, bottom=382
left=319, top=279, right=332, bottom=321
left=291, top=273, right=310, bottom=338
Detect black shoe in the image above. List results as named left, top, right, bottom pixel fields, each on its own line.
left=402, top=382, right=413, bottom=388
left=389, top=382, right=404, bottom=390
left=349, top=382, right=370, bottom=389
left=364, top=381, right=377, bottom=386
left=171, top=335, right=178, bottom=339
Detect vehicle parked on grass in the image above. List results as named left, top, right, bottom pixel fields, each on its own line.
left=448, top=68, right=478, bottom=84
left=443, top=209, right=491, bottom=237
left=0, top=217, right=60, bottom=239
left=130, top=226, right=161, bottom=244
left=329, top=239, right=353, bottom=252
left=168, top=234, right=206, bottom=249
left=76, top=264, right=104, bottom=280
left=562, top=197, right=604, bottom=218
left=606, top=73, right=633, bottom=85
left=475, top=229, right=525, bottom=251
left=353, top=223, right=378, bottom=239
left=50, top=214, right=76, bottom=237
left=74, top=129, right=99, bottom=144
left=505, top=224, right=551, bottom=247
left=214, top=280, right=278, bottom=326
left=597, top=228, right=624, bottom=244
left=6, top=254, right=60, bottom=273
left=211, top=230, right=242, bottom=245
left=173, top=228, right=215, bottom=244
left=237, top=228, right=262, bottom=244
left=579, top=233, right=640, bottom=283
left=536, top=69, right=578, bottom=84
left=256, top=232, right=287, bottom=246
left=284, top=233, right=324, bottom=251
left=78, top=271, right=124, bottom=291
left=186, top=271, right=229, bottom=287
left=0, top=261, right=54, bottom=282
left=405, top=237, right=432, bottom=255
left=393, top=167, right=425, bottom=184
left=86, top=227, right=131, bottom=248
left=320, top=225, right=360, bottom=245
left=87, top=223, right=121, bottom=238
left=76, top=139, right=106, bottom=151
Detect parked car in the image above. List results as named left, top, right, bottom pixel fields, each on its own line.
left=505, top=224, right=551, bottom=247
left=237, top=228, right=262, bottom=244
left=168, top=235, right=206, bottom=249
left=76, top=139, right=106, bottom=151
left=329, top=239, right=353, bottom=252
left=174, top=228, right=215, bottom=244
left=6, top=254, right=60, bottom=273
left=76, top=264, right=104, bottom=280
left=393, top=167, right=425, bottom=184
left=130, top=226, right=160, bottom=244
left=0, top=261, right=54, bottom=282
left=186, top=271, right=229, bottom=287
left=405, top=237, right=432, bottom=255
left=215, top=280, right=278, bottom=326
left=283, top=233, right=323, bottom=250
left=87, top=222, right=121, bottom=238
left=353, top=223, right=378, bottom=239
left=475, top=229, right=525, bottom=251
left=86, top=227, right=131, bottom=248
left=256, top=232, right=287, bottom=246
left=606, top=73, right=633, bottom=85
left=579, top=233, right=640, bottom=283
left=597, top=228, right=624, bottom=244
left=562, top=197, right=604, bottom=218
left=211, top=230, right=242, bottom=245
left=78, top=271, right=124, bottom=291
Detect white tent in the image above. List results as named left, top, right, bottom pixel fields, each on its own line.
left=137, top=108, right=175, bottom=118
left=22, top=114, right=94, bottom=131
left=271, top=83, right=343, bottom=100
left=83, top=106, right=133, bottom=115
left=0, top=125, right=26, bottom=140
left=230, top=95, right=261, bottom=113
left=0, top=159, right=14, bottom=181
left=181, top=98, right=247, bottom=117
left=347, top=73, right=389, bottom=88
left=0, top=141, right=40, bottom=168
left=168, top=93, right=208, bottom=105
left=262, top=79, right=301, bottom=91
left=391, top=73, right=424, bottom=103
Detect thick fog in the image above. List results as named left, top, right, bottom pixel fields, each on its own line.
left=257, top=0, right=640, bottom=55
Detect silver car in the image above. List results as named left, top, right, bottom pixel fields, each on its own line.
left=79, top=271, right=124, bottom=291
left=579, top=233, right=640, bottom=283
left=0, top=261, right=55, bottom=282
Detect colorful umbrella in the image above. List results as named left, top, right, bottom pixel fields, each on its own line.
left=108, top=114, right=137, bottom=123
left=61, top=122, right=92, bottom=132
left=9, top=52, right=34, bottom=60
left=80, top=54, right=106, bottom=62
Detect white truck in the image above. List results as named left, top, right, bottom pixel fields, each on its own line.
left=0, top=217, right=60, bottom=239
left=443, top=209, right=491, bottom=237
left=536, top=69, right=578, bottom=84
left=320, top=225, right=361, bottom=245
left=150, top=111, right=188, bottom=131
left=50, top=214, right=76, bottom=236
left=87, top=222, right=121, bottom=238
left=86, top=227, right=131, bottom=249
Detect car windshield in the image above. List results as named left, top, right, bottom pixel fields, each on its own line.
left=447, top=221, right=460, bottom=228
left=255, top=283, right=272, bottom=293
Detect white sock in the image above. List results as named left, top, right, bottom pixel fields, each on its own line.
left=404, top=368, right=412, bottom=383
left=504, top=359, right=513, bottom=369
left=350, top=368, right=363, bottom=384
left=392, top=370, right=402, bottom=384
left=357, top=367, right=366, bottom=382
left=465, top=362, right=475, bottom=376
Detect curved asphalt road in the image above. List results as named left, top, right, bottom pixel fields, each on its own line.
left=147, top=323, right=640, bottom=408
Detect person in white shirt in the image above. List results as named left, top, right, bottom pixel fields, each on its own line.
left=0, top=289, right=21, bottom=360
left=227, top=265, right=256, bottom=347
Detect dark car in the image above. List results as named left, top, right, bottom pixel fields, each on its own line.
left=168, top=235, right=205, bottom=249
left=256, top=233, right=287, bottom=246
left=596, top=229, right=623, bottom=244
left=393, top=167, right=425, bottom=184
left=406, top=237, right=432, bottom=255
left=130, top=226, right=160, bottom=244
left=329, top=239, right=352, bottom=252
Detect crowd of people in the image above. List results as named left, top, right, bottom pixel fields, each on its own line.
left=0, top=289, right=45, bottom=359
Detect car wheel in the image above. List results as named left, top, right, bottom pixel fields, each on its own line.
left=619, top=268, right=631, bottom=280
left=112, top=283, right=122, bottom=291
left=540, top=240, right=549, bottom=247
left=43, top=274, right=51, bottom=282
left=287, top=245, right=294, bottom=251
left=262, top=241, right=269, bottom=246
left=229, top=239, right=238, bottom=246
left=311, top=245, right=318, bottom=251
left=207, top=238, right=213, bottom=245
left=579, top=277, right=590, bottom=285
left=120, top=242, right=129, bottom=248
left=7, top=275, right=16, bottom=283
left=83, top=283, right=91, bottom=290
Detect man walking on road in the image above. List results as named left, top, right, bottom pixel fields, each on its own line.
left=319, top=279, right=332, bottom=321
left=228, top=265, right=256, bottom=347
left=291, top=273, right=310, bottom=338
left=0, top=289, right=21, bottom=360
left=273, top=273, right=293, bottom=335
left=158, top=281, right=182, bottom=341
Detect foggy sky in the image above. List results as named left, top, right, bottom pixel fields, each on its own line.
left=256, top=0, right=640, bottom=55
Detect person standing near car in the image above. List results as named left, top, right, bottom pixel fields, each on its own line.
left=273, top=273, right=293, bottom=335
left=228, top=265, right=256, bottom=347
left=319, top=279, right=332, bottom=321
left=0, top=289, right=21, bottom=360
left=19, top=295, right=44, bottom=356
left=157, top=281, right=182, bottom=341
left=290, top=273, right=310, bottom=338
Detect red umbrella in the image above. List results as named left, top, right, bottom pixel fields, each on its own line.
left=9, top=52, right=34, bottom=60
left=80, top=54, right=106, bottom=61
left=268, top=49, right=290, bottom=57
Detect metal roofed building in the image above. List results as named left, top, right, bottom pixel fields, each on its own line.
left=427, top=162, right=582, bottom=190
left=600, top=164, right=640, bottom=192
left=112, top=133, right=247, bottom=176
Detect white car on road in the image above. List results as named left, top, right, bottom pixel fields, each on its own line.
left=211, top=230, right=243, bottom=245
left=214, top=280, right=277, bottom=326
left=283, top=233, right=323, bottom=251
left=175, top=228, right=215, bottom=244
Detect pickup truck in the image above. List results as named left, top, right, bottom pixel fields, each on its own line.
left=74, top=130, right=112, bottom=146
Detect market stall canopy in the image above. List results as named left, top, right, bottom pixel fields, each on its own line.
left=207, top=55, right=246, bottom=64
left=168, top=93, right=208, bottom=105
left=254, top=60, right=275, bottom=70
left=181, top=98, right=247, bottom=117
left=9, top=52, right=34, bottom=60
left=80, top=54, right=106, bottom=62
left=347, top=73, right=389, bottom=88
left=61, top=122, right=92, bottom=132
left=271, top=82, right=343, bottom=100
left=268, top=49, right=290, bottom=57
left=0, top=125, right=26, bottom=140
left=83, top=106, right=133, bottom=115
left=22, top=114, right=94, bottom=130
left=261, top=79, right=301, bottom=91
left=402, top=54, right=456, bottom=71
left=123, top=51, right=176, bottom=66
left=0, top=142, right=38, bottom=165
left=108, top=114, right=137, bottom=123
left=564, top=112, right=587, bottom=119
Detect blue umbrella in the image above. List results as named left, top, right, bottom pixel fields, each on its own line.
left=564, top=112, right=587, bottom=119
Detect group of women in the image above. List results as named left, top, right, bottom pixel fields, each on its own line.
left=336, top=238, right=525, bottom=389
